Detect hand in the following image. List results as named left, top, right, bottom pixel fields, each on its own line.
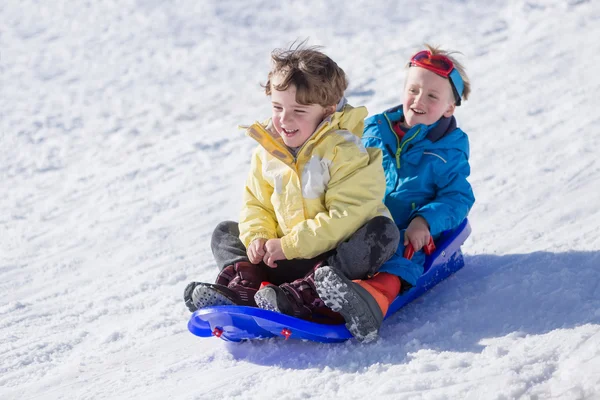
left=263, top=239, right=286, bottom=268
left=404, top=216, right=431, bottom=253
left=247, top=238, right=266, bottom=264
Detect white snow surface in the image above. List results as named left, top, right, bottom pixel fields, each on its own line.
left=2, top=0, right=600, bottom=399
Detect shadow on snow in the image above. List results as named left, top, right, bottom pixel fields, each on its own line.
left=224, top=250, right=600, bottom=370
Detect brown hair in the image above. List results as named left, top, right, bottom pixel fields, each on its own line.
left=407, top=43, right=471, bottom=102
left=264, top=42, right=348, bottom=107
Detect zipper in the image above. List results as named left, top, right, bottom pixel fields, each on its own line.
left=384, top=114, right=420, bottom=169
left=396, top=128, right=420, bottom=169
left=295, top=121, right=330, bottom=161
left=250, top=123, right=304, bottom=222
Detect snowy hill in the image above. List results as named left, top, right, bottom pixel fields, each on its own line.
left=2, top=0, right=599, bottom=399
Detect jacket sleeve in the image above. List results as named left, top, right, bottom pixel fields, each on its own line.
left=238, top=149, right=279, bottom=248
left=412, top=150, right=475, bottom=236
left=280, top=145, right=388, bottom=259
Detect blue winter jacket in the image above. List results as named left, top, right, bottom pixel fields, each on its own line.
left=362, top=105, right=475, bottom=285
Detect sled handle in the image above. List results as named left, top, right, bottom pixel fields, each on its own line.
left=403, top=237, right=436, bottom=260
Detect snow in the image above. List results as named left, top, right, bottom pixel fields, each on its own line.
left=2, top=0, right=600, bottom=399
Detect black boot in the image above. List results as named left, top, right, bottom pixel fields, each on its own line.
left=184, top=281, right=258, bottom=312
left=184, top=261, right=267, bottom=312
left=254, top=262, right=327, bottom=319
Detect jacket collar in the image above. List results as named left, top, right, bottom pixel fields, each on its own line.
left=245, top=103, right=367, bottom=165
left=383, top=104, right=457, bottom=143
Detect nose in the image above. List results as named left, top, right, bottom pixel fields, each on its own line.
left=413, top=92, right=424, bottom=106
left=281, top=110, right=291, bottom=124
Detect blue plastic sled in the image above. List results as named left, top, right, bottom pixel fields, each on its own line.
left=188, top=218, right=472, bottom=343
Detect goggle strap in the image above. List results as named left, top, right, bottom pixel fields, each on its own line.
left=449, top=68, right=464, bottom=106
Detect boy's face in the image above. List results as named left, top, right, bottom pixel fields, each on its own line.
left=270, top=76, right=330, bottom=149
left=402, top=67, right=456, bottom=128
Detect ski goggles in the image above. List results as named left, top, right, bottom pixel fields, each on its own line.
left=409, top=50, right=464, bottom=106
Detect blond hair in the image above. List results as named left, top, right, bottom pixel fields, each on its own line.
left=264, top=42, right=348, bottom=107
left=407, top=43, right=471, bottom=102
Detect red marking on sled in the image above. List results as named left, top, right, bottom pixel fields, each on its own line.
left=281, top=328, right=292, bottom=340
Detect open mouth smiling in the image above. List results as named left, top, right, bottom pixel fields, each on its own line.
left=282, top=128, right=299, bottom=135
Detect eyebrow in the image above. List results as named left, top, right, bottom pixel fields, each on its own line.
left=271, top=101, right=310, bottom=108
left=407, top=84, right=442, bottom=94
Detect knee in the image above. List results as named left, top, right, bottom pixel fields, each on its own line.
left=211, top=220, right=239, bottom=245
left=368, top=216, right=400, bottom=249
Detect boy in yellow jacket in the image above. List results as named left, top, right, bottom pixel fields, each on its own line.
left=184, top=44, right=399, bottom=320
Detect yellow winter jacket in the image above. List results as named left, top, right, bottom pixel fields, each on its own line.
left=239, top=103, right=391, bottom=260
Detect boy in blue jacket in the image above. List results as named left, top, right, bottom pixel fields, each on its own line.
left=314, top=44, right=476, bottom=342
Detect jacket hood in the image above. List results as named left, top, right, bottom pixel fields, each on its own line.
left=329, top=101, right=368, bottom=138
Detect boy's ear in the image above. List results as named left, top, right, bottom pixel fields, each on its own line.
left=324, top=105, right=337, bottom=117
left=443, top=102, right=456, bottom=118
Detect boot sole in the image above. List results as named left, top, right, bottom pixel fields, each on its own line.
left=254, top=286, right=283, bottom=313
left=314, top=267, right=381, bottom=343
left=184, top=282, right=200, bottom=312
left=191, top=284, right=237, bottom=310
